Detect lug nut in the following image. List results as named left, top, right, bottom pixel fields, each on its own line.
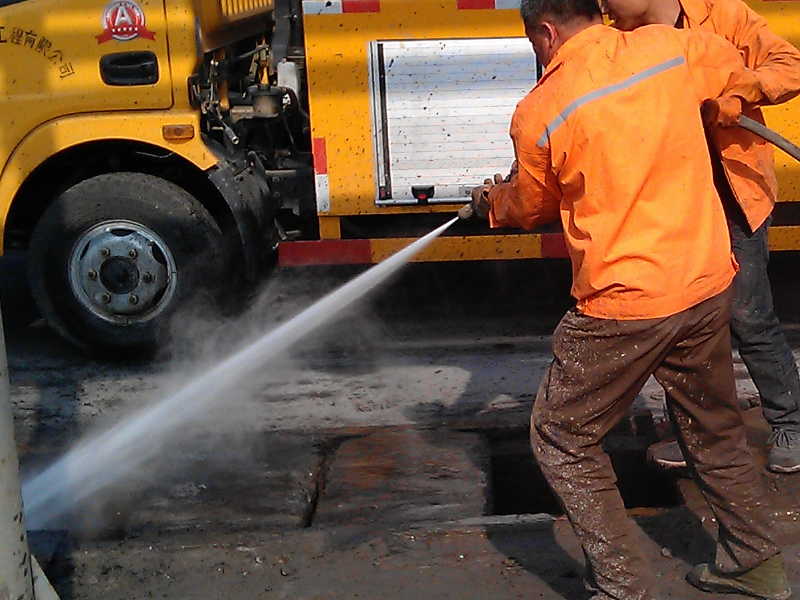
left=101, top=293, right=111, bottom=304
left=129, top=295, right=139, bottom=305
left=88, top=270, right=98, bottom=281
left=100, top=248, right=110, bottom=257
left=143, top=272, right=153, bottom=283
left=129, top=249, right=138, bottom=259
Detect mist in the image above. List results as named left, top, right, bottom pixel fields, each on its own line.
left=21, top=218, right=458, bottom=532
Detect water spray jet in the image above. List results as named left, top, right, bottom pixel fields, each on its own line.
left=23, top=217, right=460, bottom=529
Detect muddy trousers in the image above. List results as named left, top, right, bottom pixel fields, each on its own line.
left=531, top=288, right=779, bottom=600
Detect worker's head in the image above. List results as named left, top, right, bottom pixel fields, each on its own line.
left=602, top=0, right=678, bottom=30
left=520, top=0, right=602, bottom=66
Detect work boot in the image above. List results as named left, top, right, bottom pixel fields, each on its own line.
left=647, top=439, right=687, bottom=469
left=686, top=554, right=791, bottom=600
left=768, top=429, right=800, bottom=473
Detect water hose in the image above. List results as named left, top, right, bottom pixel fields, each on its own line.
left=738, top=115, right=800, bottom=162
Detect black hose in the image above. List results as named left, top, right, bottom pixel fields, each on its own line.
left=233, top=44, right=269, bottom=63
left=738, top=115, right=800, bottom=162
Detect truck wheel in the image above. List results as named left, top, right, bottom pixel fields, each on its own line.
left=28, top=173, right=226, bottom=353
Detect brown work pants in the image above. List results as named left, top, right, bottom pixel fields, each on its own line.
left=531, top=287, right=779, bottom=600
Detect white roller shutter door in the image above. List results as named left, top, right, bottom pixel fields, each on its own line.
left=370, top=38, right=537, bottom=205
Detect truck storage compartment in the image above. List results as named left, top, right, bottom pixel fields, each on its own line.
left=369, top=37, right=537, bottom=205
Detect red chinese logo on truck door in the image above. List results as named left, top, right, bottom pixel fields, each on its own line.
left=96, top=0, right=156, bottom=44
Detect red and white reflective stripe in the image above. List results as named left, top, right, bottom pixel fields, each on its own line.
left=302, top=0, right=380, bottom=14
left=456, top=0, right=520, bottom=9
left=279, top=240, right=372, bottom=266
left=312, top=137, right=330, bottom=212
left=541, top=233, right=569, bottom=258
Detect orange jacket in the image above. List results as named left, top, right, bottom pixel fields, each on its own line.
left=488, top=24, right=765, bottom=320
left=679, top=0, right=800, bottom=231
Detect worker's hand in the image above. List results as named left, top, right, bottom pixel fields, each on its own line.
left=457, top=203, right=475, bottom=219
left=505, top=160, right=518, bottom=183
left=469, top=173, right=504, bottom=220
left=702, top=96, right=744, bottom=128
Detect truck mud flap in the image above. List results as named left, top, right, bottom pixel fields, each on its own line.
left=208, top=158, right=275, bottom=281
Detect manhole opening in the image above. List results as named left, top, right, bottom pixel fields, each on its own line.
left=486, top=427, right=681, bottom=516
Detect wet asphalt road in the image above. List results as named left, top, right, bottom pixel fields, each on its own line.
left=4, top=251, right=800, bottom=599
left=6, top=251, right=800, bottom=446
left=3, top=256, right=574, bottom=533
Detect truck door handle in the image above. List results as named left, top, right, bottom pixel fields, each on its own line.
left=100, top=51, right=159, bottom=86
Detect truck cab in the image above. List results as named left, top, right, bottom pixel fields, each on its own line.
left=0, top=0, right=798, bottom=352
left=0, top=0, right=311, bottom=351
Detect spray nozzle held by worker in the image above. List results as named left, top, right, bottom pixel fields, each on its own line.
left=459, top=166, right=516, bottom=220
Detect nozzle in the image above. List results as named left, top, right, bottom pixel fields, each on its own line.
left=458, top=203, right=474, bottom=220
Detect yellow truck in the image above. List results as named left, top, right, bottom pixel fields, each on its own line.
left=0, top=0, right=798, bottom=351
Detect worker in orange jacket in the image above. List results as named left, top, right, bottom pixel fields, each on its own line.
left=604, top=0, right=800, bottom=474
left=466, top=0, right=789, bottom=597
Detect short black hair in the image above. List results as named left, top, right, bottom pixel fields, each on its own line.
left=520, top=0, right=601, bottom=27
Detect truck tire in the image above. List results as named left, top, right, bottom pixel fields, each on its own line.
left=28, top=172, right=226, bottom=354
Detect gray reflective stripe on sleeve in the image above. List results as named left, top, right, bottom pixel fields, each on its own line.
left=536, top=55, right=686, bottom=147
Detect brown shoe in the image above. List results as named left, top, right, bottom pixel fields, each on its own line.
left=686, top=554, right=791, bottom=600
left=768, top=429, right=800, bottom=474
left=647, top=439, right=687, bottom=469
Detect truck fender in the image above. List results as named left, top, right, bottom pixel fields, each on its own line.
left=0, top=111, right=217, bottom=250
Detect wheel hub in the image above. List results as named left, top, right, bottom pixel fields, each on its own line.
left=68, top=221, right=177, bottom=324
left=99, top=257, right=140, bottom=295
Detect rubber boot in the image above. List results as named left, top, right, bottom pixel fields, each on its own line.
left=686, top=554, right=791, bottom=600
